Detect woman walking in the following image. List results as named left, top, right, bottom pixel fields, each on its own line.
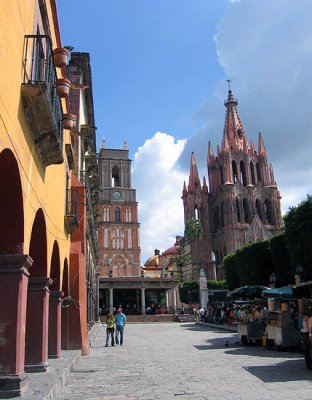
left=105, top=313, right=115, bottom=347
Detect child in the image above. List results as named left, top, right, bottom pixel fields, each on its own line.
left=105, top=314, right=115, bottom=347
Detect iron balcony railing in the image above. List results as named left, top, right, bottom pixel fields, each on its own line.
left=22, top=34, right=63, bottom=149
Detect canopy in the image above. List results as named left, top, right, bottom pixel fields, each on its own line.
left=262, top=286, right=293, bottom=299
left=229, top=285, right=269, bottom=300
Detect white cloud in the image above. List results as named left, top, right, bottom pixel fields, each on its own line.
left=180, top=0, right=312, bottom=215
left=132, top=132, right=188, bottom=264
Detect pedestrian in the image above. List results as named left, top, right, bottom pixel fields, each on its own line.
left=115, top=307, right=127, bottom=346
left=105, top=313, right=115, bottom=347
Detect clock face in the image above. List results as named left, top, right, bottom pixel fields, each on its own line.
left=112, top=191, right=121, bottom=200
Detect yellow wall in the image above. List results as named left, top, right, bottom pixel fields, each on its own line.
left=0, top=1, right=72, bottom=278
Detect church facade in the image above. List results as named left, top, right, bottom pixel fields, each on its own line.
left=97, top=140, right=141, bottom=277
left=182, top=89, right=283, bottom=281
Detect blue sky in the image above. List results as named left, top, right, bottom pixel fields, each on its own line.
left=58, top=0, right=312, bottom=263
left=57, top=0, right=227, bottom=152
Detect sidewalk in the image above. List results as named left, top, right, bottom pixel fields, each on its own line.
left=21, top=323, right=101, bottom=400
left=196, top=321, right=238, bottom=332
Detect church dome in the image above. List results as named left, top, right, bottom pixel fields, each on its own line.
left=163, top=245, right=179, bottom=257
left=144, top=255, right=159, bottom=267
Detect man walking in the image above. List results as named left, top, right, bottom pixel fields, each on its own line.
left=115, top=308, right=127, bottom=346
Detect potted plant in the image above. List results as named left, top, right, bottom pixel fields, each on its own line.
left=56, top=78, right=71, bottom=98
left=53, top=47, right=70, bottom=68
left=62, top=113, right=77, bottom=130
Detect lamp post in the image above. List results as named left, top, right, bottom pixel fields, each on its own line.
left=269, top=272, right=277, bottom=288
left=211, top=251, right=217, bottom=281
left=295, top=265, right=304, bottom=284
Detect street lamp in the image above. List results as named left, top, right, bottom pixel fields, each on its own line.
left=211, top=251, right=217, bottom=281
left=269, top=272, right=277, bottom=288
left=295, top=265, right=304, bottom=284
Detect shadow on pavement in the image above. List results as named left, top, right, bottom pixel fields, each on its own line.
left=225, top=347, right=303, bottom=359
left=244, top=358, right=312, bottom=382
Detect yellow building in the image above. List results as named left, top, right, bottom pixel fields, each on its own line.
left=0, top=1, right=95, bottom=396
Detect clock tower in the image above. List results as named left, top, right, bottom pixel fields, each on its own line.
left=97, top=139, right=141, bottom=277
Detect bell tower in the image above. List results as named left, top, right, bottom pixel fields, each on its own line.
left=98, top=139, right=141, bottom=277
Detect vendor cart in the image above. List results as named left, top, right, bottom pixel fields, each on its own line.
left=237, top=320, right=266, bottom=345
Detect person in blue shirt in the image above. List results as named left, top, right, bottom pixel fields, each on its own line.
left=115, top=308, right=127, bottom=346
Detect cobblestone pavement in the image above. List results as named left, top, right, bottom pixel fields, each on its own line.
left=60, top=323, right=312, bottom=400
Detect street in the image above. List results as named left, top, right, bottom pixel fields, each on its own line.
left=60, top=322, right=312, bottom=400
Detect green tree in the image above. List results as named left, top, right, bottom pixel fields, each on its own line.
left=185, top=217, right=203, bottom=242
left=179, top=280, right=199, bottom=304
left=284, top=195, right=312, bottom=280
left=223, top=252, right=240, bottom=290
left=269, top=233, right=293, bottom=286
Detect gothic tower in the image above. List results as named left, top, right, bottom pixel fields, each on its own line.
left=182, top=88, right=283, bottom=280
left=98, top=139, right=141, bottom=277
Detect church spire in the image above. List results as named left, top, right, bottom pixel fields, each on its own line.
left=188, top=152, right=201, bottom=193
left=208, top=141, right=214, bottom=166
left=223, top=86, right=248, bottom=152
left=258, top=132, right=267, bottom=158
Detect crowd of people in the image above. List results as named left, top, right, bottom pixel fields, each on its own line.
left=194, top=303, right=267, bottom=325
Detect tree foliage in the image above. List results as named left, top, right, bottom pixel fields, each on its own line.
left=185, top=218, right=203, bottom=242
left=224, top=241, right=273, bottom=290
left=179, top=280, right=199, bottom=304
left=284, top=195, right=312, bottom=281
left=269, top=233, right=292, bottom=286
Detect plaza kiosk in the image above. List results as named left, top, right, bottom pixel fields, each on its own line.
left=237, top=319, right=266, bottom=345
left=235, top=300, right=267, bottom=344
left=263, top=286, right=300, bottom=348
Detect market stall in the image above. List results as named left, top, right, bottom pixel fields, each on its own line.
left=263, top=287, right=300, bottom=349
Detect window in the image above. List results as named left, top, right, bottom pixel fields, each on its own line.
left=232, top=161, right=238, bottom=183
left=256, top=199, right=262, bottom=221
left=112, top=165, right=120, bottom=187
left=220, top=166, right=224, bottom=185
left=236, top=197, right=241, bottom=223
left=250, top=161, right=256, bottom=185
left=240, top=161, right=247, bottom=186
left=115, top=207, right=121, bottom=223
left=265, top=199, right=273, bottom=224
left=243, top=198, right=249, bottom=223
left=256, top=163, right=262, bottom=182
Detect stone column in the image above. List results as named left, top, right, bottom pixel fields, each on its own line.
left=199, top=268, right=208, bottom=309
left=95, top=272, right=100, bottom=321
left=172, top=288, right=177, bottom=313
left=141, top=287, right=146, bottom=315
left=166, top=290, right=169, bottom=308
left=109, top=287, right=114, bottom=314
left=25, top=277, right=52, bottom=372
left=0, top=254, right=32, bottom=397
left=48, top=291, right=63, bottom=358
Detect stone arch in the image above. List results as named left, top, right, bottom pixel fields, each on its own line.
left=112, top=165, right=120, bottom=187
left=0, top=149, right=24, bottom=253
left=256, top=162, right=262, bottom=183
left=255, top=199, right=263, bottom=222
left=250, top=161, right=256, bottom=185
left=50, top=241, right=61, bottom=290
left=219, top=166, right=224, bottom=185
left=264, top=198, right=273, bottom=225
left=29, top=209, right=47, bottom=277
left=25, top=208, right=50, bottom=371
left=243, top=198, right=249, bottom=223
left=240, top=160, right=247, bottom=186
left=232, top=160, right=238, bottom=183
left=236, top=197, right=241, bottom=223
left=48, top=241, right=62, bottom=358
left=61, top=258, right=69, bottom=350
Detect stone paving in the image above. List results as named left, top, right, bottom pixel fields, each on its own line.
left=60, top=323, right=312, bottom=400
